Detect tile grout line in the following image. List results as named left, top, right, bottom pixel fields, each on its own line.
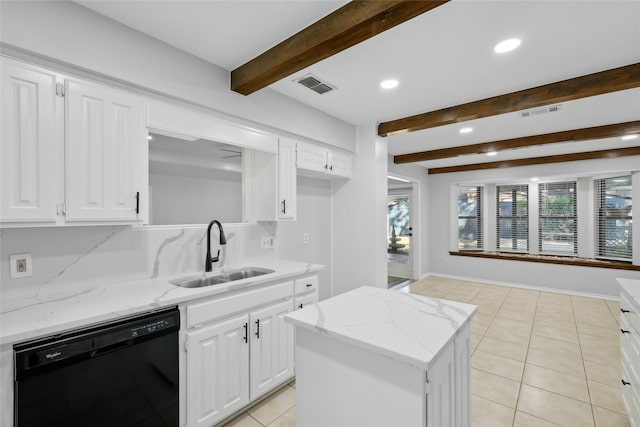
left=570, top=295, right=597, bottom=427
left=510, top=289, right=538, bottom=427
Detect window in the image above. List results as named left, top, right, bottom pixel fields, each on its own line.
left=596, top=176, right=633, bottom=260
left=457, top=186, right=483, bottom=250
left=539, top=182, right=577, bottom=255
left=497, top=185, right=528, bottom=252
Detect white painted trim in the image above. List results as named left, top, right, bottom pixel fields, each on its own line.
left=387, top=172, right=421, bottom=281
left=419, top=272, right=619, bottom=301
left=529, top=182, right=539, bottom=255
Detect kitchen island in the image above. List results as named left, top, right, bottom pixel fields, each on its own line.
left=284, top=286, right=476, bottom=427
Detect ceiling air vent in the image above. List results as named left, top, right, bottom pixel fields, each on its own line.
left=296, top=74, right=336, bottom=95
left=520, top=104, right=562, bottom=118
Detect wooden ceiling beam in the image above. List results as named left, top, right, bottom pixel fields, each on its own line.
left=427, top=146, right=640, bottom=175
left=379, top=62, right=640, bottom=137
left=231, top=0, right=450, bottom=95
left=394, top=121, right=640, bottom=163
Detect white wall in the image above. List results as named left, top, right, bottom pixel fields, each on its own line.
left=332, top=124, right=388, bottom=296
left=278, top=176, right=333, bottom=300
left=0, top=0, right=356, bottom=152
left=428, top=156, right=640, bottom=298
left=387, top=158, right=430, bottom=280
left=149, top=170, right=242, bottom=225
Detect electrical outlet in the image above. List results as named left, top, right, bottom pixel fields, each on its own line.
left=260, top=236, right=275, bottom=249
left=303, top=233, right=309, bottom=244
left=10, top=253, right=32, bottom=278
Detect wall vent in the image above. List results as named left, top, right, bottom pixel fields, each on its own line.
left=296, top=74, right=336, bottom=95
left=520, top=104, right=562, bottom=118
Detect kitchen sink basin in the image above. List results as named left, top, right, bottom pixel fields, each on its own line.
left=170, top=267, right=275, bottom=288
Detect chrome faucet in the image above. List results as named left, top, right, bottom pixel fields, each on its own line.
left=205, top=220, right=227, bottom=272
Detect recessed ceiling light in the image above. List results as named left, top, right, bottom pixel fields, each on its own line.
left=530, top=177, right=539, bottom=182
left=459, top=127, right=473, bottom=134
left=494, top=38, right=521, bottom=53
left=486, top=151, right=498, bottom=156
left=380, top=79, right=399, bottom=89
left=147, top=135, right=153, bottom=140
left=621, top=134, right=638, bottom=141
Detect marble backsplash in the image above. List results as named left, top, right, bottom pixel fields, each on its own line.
left=0, top=222, right=278, bottom=312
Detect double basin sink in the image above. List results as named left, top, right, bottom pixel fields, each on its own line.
left=170, top=267, right=275, bottom=288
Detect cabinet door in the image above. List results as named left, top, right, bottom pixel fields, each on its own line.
left=454, top=324, right=471, bottom=427
left=278, top=138, right=297, bottom=220
left=186, top=314, right=249, bottom=427
left=427, top=343, right=455, bottom=427
left=294, top=291, right=318, bottom=310
left=1, top=59, right=61, bottom=223
left=328, top=149, right=352, bottom=178
left=65, top=78, right=145, bottom=222
left=296, top=141, right=327, bottom=173
left=249, top=299, right=294, bottom=399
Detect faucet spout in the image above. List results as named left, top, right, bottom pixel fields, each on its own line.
left=205, top=220, right=227, bottom=272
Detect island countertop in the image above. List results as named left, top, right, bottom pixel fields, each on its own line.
left=284, top=286, right=477, bottom=371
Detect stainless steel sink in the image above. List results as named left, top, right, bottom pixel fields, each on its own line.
left=170, top=267, right=275, bottom=288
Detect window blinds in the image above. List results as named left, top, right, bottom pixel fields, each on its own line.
left=457, top=186, right=483, bottom=250
left=595, top=176, right=633, bottom=260
left=539, top=182, right=577, bottom=255
left=497, top=185, right=528, bottom=252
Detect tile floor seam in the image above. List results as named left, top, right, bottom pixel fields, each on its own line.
left=248, top=412, right=266, bottom=427
left=511, top=290, right=538, bottom=427
left=570, top=294, right=597, bottom=427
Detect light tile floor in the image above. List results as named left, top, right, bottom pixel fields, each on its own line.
left=222, top=276, right=627, bottom=427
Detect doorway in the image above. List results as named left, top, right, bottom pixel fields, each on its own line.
left=387, top=176, right=415, bottom=281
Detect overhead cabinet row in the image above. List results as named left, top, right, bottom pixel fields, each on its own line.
left=1, top=58, right=353, bottom=227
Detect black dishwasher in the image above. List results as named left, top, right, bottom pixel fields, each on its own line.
left=14, top=307, right=180, bottom=427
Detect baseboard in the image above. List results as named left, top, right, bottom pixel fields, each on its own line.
left=421, top=272, right=619, bottom=301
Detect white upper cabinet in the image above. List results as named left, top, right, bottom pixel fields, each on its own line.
left=0, top=58, right=62, bottom=224
left=0, top=58, right=146, bottom=226
left=278, top=138, right=297, bottom=220
left=65, top=79, right=145, bottom=222
left=296, top=141, right=352, bottom=179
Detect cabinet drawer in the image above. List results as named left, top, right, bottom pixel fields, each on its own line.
left=622, top=291, right=640, bottom=336
left=294, top=291, right=318, bottom=310
left=294, top=275, right=318, bottom=295
left=187, top=281, right=293, bottom=328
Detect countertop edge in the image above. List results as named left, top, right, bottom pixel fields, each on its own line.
left=1, top=260, right=325, bottom=346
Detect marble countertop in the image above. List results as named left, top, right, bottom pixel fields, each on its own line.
left=1, top=259, right=323, bottom=346
left=284, top=286, right=476, bottom=371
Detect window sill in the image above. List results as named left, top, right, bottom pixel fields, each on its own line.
left=449, top=251, right=640, bottom=271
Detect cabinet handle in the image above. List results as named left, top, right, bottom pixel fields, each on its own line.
left=298, top=303, right=303, bottom=309
left=324, top=163, right=328, bottom=170
left=329, top=165, right=333, bottom=171
left=622, top=329, right=631, bottom=334
left=306, top=283, right=313, bottom=287
left=622, top=308, right=631, bottom=313
left=243, top=323, right=248, bottom=343
left=282, top=199, right=286, bottom=214
left=255, top=319, right=260, bottom=339
left=135, top=191, right=140, bottom=214
left=622, top=379, right=632, bottom=386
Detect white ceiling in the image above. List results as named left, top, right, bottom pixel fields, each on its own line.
left=77, top=0, right=640, bottom=169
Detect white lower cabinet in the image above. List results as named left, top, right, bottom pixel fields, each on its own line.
left=182, top=281, right=296, bottom=427
left=621, top=287, right=640, bottom=427
left=186, top=314, right=250, bottom=427
left=249, top=300, right=294, bottom=399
